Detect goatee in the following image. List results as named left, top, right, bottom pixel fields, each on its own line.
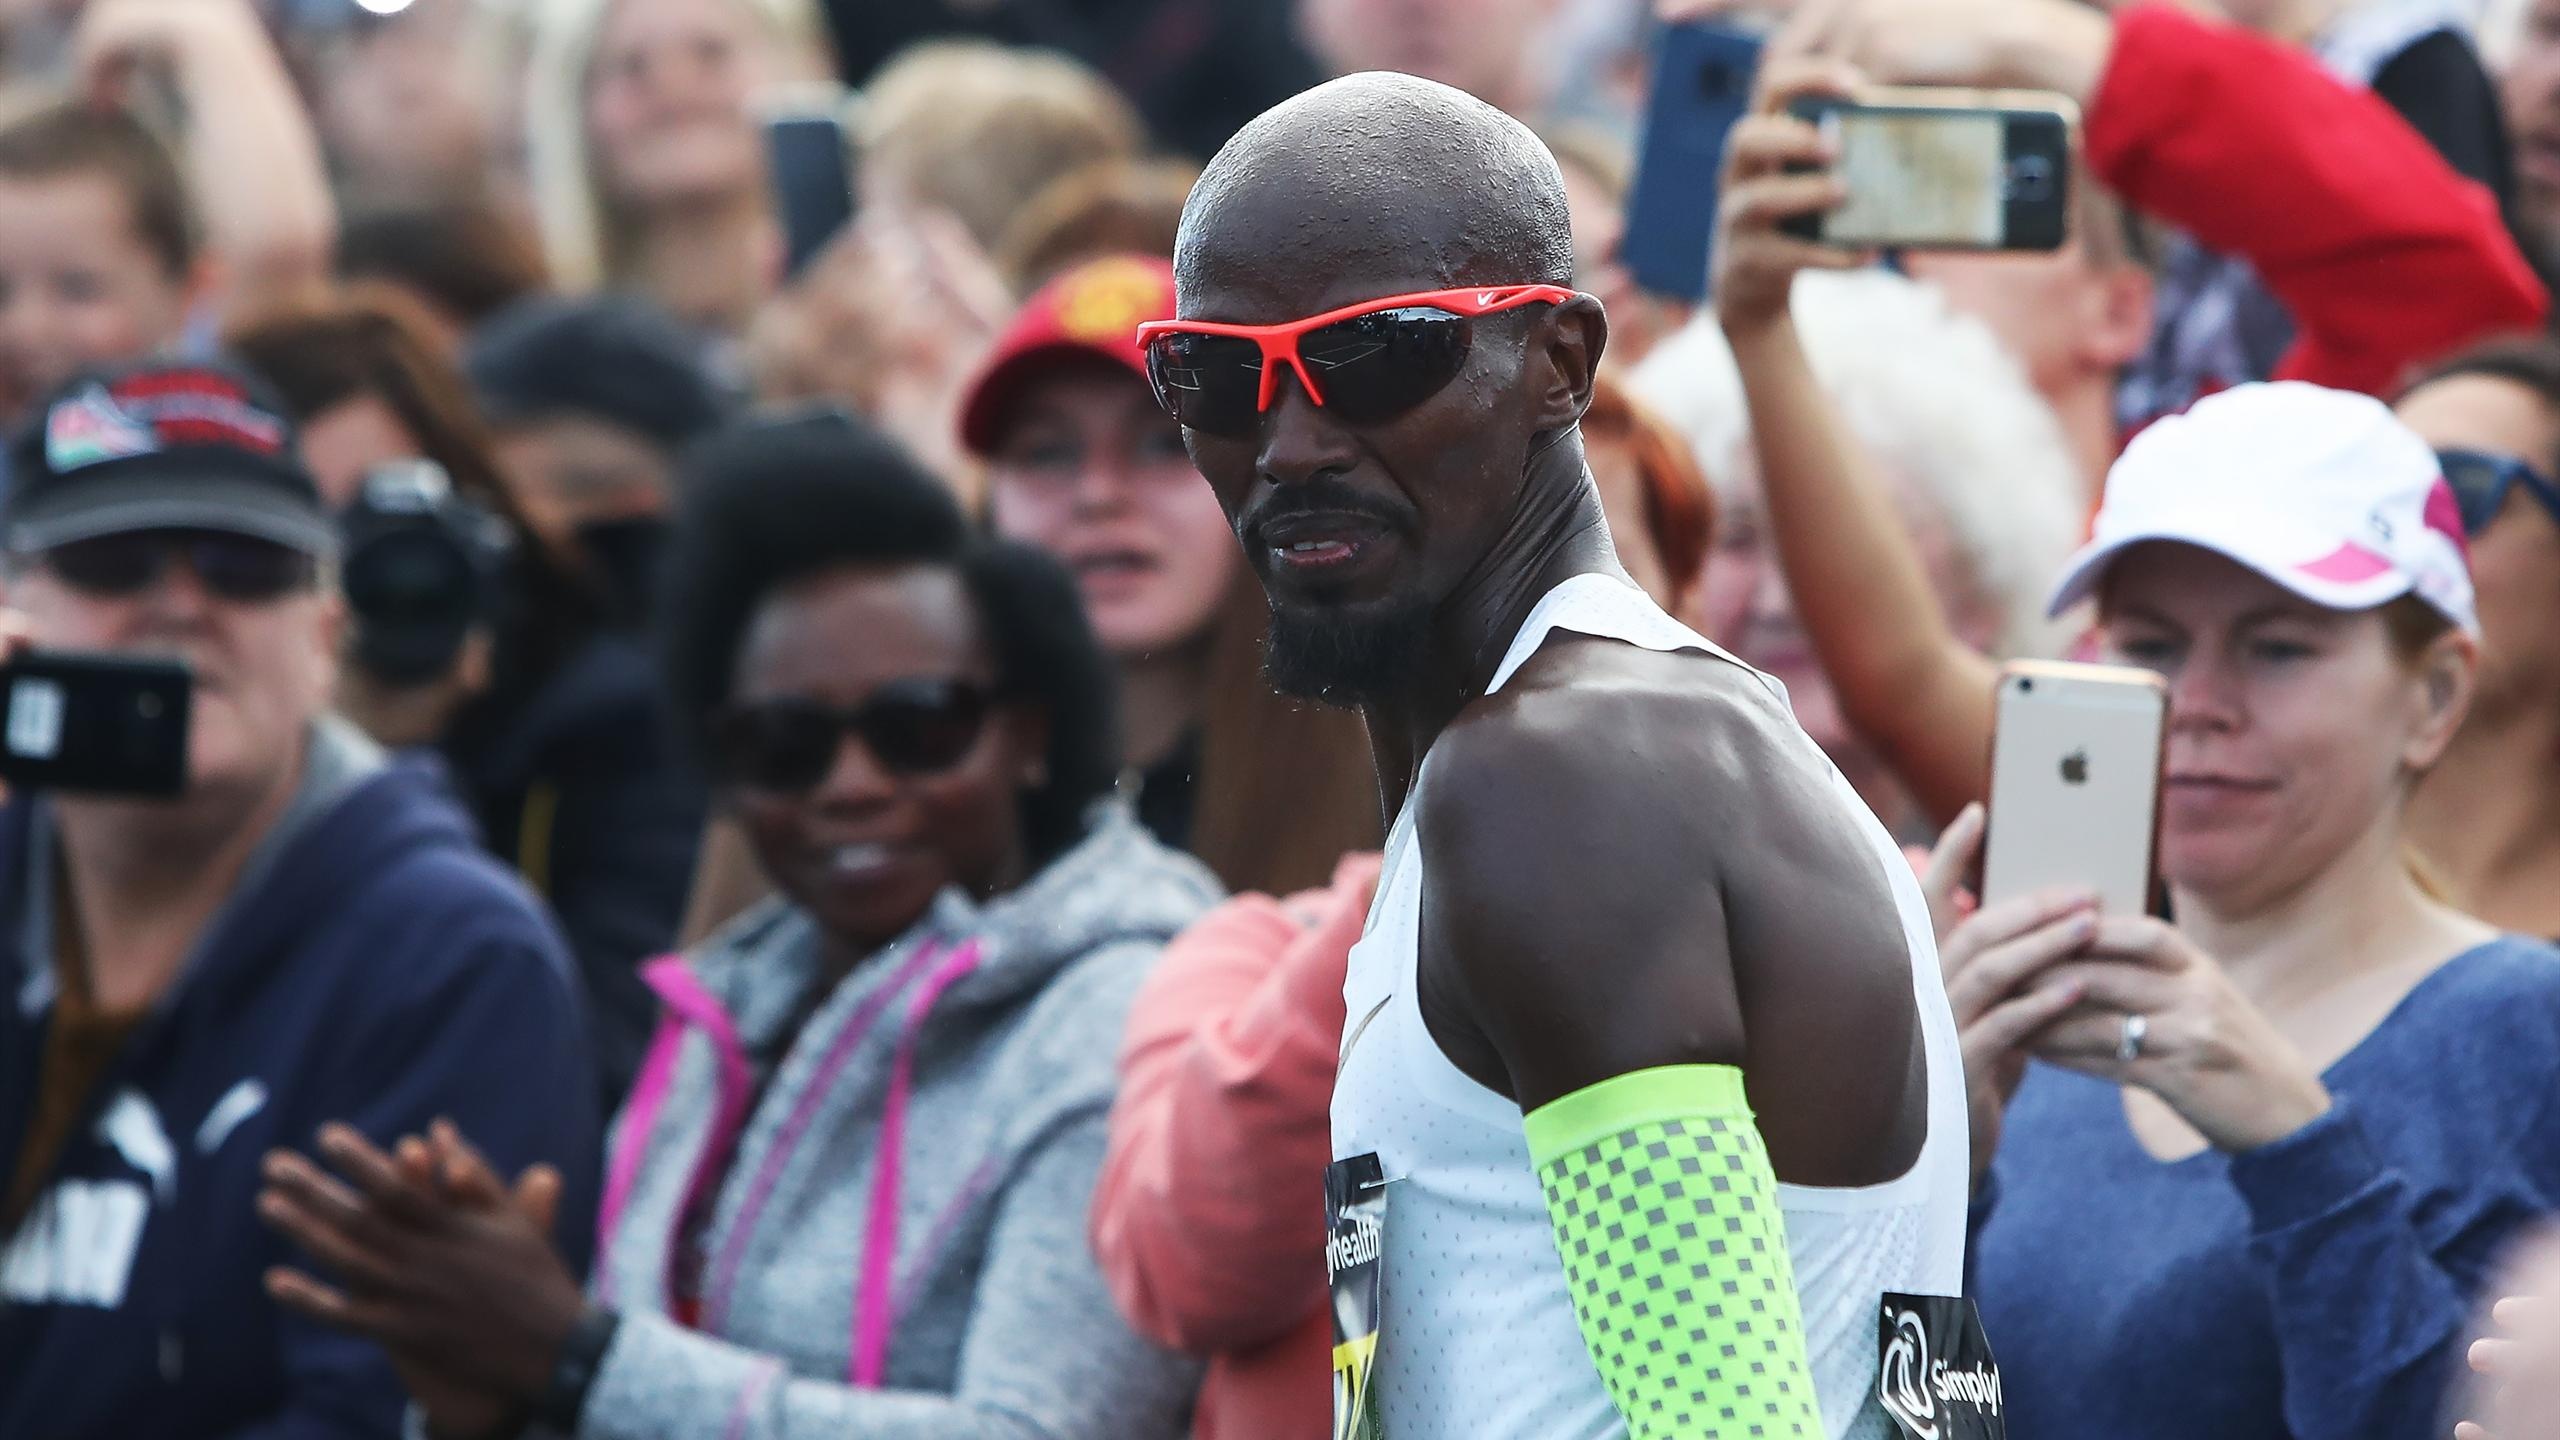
left=1262, top=594, right=1435, bottom=708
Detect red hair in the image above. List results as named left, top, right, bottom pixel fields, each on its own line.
left=1585, top=375, right=1715, bottom=611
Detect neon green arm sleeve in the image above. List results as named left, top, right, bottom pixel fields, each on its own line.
left=1525, top=1064, right=1821, bottom=1439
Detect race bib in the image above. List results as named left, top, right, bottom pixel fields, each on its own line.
left=1877, top=1292, right=2005, bottom=1440
left=1325, top=1152, right=1389, bottom=1440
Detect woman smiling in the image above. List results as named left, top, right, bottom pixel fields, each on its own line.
left=257, top=412, right=1211, bottom=1440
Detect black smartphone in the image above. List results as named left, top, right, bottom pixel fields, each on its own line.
left=0, top=651, right=191, bottom=797
left=1780, top=88, right=2076, bottom=252
left=1622, top=21, right=1764, bottom=300
left=764, top=100, right=858, bottom=279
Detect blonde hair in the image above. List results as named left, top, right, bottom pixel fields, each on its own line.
left=1629, top=270, right=2086, bottom=660
left=857, top=41, right=1143, bottom=253
left=521, top=0, right=827, bottom=292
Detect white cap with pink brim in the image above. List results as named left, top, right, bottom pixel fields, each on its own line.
left=2045, top=381, right=2478, bottom=636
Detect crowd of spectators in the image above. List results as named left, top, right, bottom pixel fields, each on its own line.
left=0, top=0, right=2557, bottom=1435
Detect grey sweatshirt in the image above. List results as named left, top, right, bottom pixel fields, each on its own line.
left=576, top=805, right=1217, bottom=1440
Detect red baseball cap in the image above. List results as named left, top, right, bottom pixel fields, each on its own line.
left=958, top=253, right=1175, bottom=458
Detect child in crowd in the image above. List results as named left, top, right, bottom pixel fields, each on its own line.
left=0, top=102, right=195, bottom=429
left=0, top=0, right=334, bottom=433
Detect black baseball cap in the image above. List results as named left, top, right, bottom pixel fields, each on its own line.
left=465, top=295, right=732, bottom=451
left=4, top=360, right=334, bottom=557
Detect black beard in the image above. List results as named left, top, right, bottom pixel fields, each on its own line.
left=1262, top=594, right=1435, bottom=708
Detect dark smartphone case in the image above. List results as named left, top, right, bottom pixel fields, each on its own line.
left=1622, top=22, right=1764, bottom=301
left=766, top=112, right=858, bottom=280
left=0, top=652, right=192, bottom=797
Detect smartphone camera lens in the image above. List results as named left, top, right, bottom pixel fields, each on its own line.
left=2018, top=677, right=2035, bottom=694
left=1697, top=60, right=1741, bottom=99
left=2005, top=155, right=2056, bottom=204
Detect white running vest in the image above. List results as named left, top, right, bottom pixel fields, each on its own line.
left=1331, top=572, right=1970, bottom=1440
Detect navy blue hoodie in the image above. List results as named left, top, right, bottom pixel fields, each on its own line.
left=0, top=744, right=601, bottom=1439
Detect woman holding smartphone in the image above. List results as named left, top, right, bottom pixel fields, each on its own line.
left=1717, top=63, right=2560, bottom=1440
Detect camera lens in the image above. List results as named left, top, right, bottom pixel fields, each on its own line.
left=2005, top=155, right=2055, bottom=203
left=2018, top=677, right=2035, bottom=694
left=1697, top=60, right=1740, bottom=99
left=347, top=532, right=470, bottom=624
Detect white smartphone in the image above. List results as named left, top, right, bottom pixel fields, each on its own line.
left=1981, top=660, right=2167, bottom=915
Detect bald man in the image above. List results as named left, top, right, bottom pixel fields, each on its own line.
left=1136, top=75, right=1971, bottom=1439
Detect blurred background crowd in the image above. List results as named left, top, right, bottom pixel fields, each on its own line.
left=2, top=0, right=2560, bottom=1435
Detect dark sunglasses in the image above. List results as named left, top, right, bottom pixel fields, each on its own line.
left=709, top=678, right=995, bottom=792
left=43, top=530, right=318, bottom=603
left=2438, top=448, right=2560, bottom=534
left=1136, top=284, right=1579, bottom=439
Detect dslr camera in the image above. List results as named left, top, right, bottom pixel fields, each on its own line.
left=338, top=461, right=510, bottom=688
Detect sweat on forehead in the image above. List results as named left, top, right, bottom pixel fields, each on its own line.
left=1174, top=73, right=1575, bottom=316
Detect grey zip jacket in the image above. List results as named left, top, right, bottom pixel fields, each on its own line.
left=574, top=805, right=1216, bottom=1439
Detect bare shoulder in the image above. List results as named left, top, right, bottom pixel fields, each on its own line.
left=1410, top=638, right=1915, bottom=1114
left=1416, top=636, right=1844, bottom=868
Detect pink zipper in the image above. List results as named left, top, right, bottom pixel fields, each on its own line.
left=700, top=937, right=950, bottom=1331
left=596, top=934, right=988, bottom=1383
left=849, top=939, right=984, bottom=1386
left=597, top=956, right=750, bottom=1305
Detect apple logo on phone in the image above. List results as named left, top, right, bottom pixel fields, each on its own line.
left=2060, top=748, right=2090, bottom=785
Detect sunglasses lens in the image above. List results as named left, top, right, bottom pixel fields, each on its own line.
left=188, top=535, right=314, bottom=602
left=1146, top=332, right=1264, bottom=438
left=45, top=535, right=164, bottom=596
left=711, top=698, right=842, bottom=792
left=43, top=532, right=314, bottom=602
left=711, top=683, right=991, bottom=791
left=858, top=681, right=990, bottom=776
left=2437, top=451, right=2511, bottom=534
left=1300, top=306, right=1472, bottom=427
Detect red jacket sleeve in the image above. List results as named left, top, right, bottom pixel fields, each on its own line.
left=1090, top=853, right=1383, bottom=1354
left=2088, top=4, right=2547, bottom=396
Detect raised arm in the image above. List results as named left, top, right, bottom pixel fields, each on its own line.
left=1703, top=61, right=2004, bottom=824
left=75, top=0, right=335, bottom=322
left=1715, top=0, right=2547, bottom=395
left=2089, top=4, right=2545, bottom=394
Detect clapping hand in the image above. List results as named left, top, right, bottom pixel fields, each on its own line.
left=259, top=1120, right=588, bottom=1440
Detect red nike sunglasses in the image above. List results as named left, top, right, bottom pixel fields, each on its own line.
left=1136, top=283, right=1583, bottom=438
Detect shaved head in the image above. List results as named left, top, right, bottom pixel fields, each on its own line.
left=1166, top=73, right=1606, bottom=709
left=1175, top=72, right=1576, bottom=307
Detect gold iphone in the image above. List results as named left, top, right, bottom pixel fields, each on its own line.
left=1982, top=660, right=2167, bottom=914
